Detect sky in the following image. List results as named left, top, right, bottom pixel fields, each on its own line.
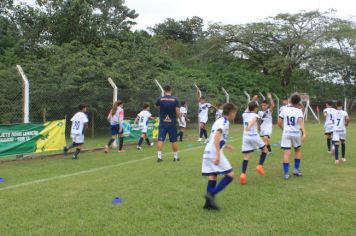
left=21, top=0, right=356, bottom=30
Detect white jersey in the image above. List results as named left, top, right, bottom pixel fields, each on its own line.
left=203, top=117, right=229, bottom=157
left=279, top=105, right=288, bottom=114
left=242, top=112, right=260, bottom=136
left=137, top=110, right=152, bottom=127
left=323, top=107, right=335, bottom=126
left=108, top=107, right=124, bottom=125
left=199, top=103, right=212, bottom=123
left=333, top=110, right=348, bottom=133
left=279, top=106, right=304, bottom=136
left=258, top=109, right=273, bottom=130
left=178, top=106, right=188, bottom=127
left=215, top=109, right=223, bottom=120
left=70, top=112, right=88, bottom=135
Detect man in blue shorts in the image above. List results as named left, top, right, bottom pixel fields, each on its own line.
left=156, top=85, right=181, bottom=162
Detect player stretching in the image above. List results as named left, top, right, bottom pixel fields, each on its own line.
left=104, top=100, right=125, bottom=153
left=332, top=100, right=349, bottom=164
left=323, top=101, right=335, bottom=153
left=156, top=85, right=181, bottom=162
left=258, top=93, right=275, bottom=153
left=64, top=104, right=89, bottom=160
left=278, top=94, right=306, bottom=180
left=240, top=101, right=269, bottom=185
left=135, top=103, right=155, bottom=150
left=197, top=92, right=217, bottom=142
left=177, top=101, right=189, bottom=142
left=202, top=103, right=237, bottom=211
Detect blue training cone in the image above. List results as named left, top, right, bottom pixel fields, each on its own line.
left=112, top=197, right=123, bottom=205
left=188, top=144, right=193, bottom=148
left=0, top=177, right=4, bottom=183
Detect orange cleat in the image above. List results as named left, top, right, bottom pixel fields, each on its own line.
left=240, top=173, right=247, bottom=185
left=118, top=149, right=126, bottom=153
left=256, top=165, right=265, bottom=176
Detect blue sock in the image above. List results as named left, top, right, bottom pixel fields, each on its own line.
left=341, top=143, right=345, bottom=158
left=335, top=145, right=339, bottom=160
left=294, top=159, right=301, bottom=171
left=207, top=179, right=217, bottom=194
left=242, top=160, right=248, bottom=173
left=283, top=163, right=289, bottom=174
left=212, top=175, right=233, bottom=196
left=259, top=152, right=267, bottom=165
left=138, top=137, right=143, bottom=146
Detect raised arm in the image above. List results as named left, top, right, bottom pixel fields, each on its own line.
left=267, top=93, right=275, bottom=111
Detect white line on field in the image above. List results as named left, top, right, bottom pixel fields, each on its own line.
left=0, top=143, right=209, bottom=191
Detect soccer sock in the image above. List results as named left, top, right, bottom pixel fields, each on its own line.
left=157, top=151, right=162, bottom=160
left=335, top=145, right=339, bottom=160
left=327, top=138, right=331, bottom=151
left=67, top=142, right=76, bottom=150
left=74, top=148, right=80, bottom=158
left=200, top=128, right=204, bottom=138
left=207, top=180, right=217, bottom=194
left=107, top=138, right=115, bottom=147
left=267, top=145, right=272, bottom=152
left=212, top=175, right=233, bottom=196
left=259, top=152, right=267, bottom=165
left=119, top=137, right=124, bottom=150
left=173, top=152, right=178, bottom=160
left=138, top=137, right=143, bottom=147
left=203, top=129, right=208, bottom=139
left=242, top=160, right=248, bottom=173
left=145, top=138, right=151, bottom=146
left=283, top=163, right=289, bottom=174
left=341, top=143, right=346, bottom=158
left=179, top=131, right=183, bottom=141
left=294, top=158, right=301, bottom=171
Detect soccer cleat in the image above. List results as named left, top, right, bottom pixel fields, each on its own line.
left=204, top=139, right=209, bottom=144
left=293, top=170, right=302, bottom=177
left=150, top=142, right=155, bottom=147
left=136, top=146, right=142, bottom=150
left=239, top=173, right=247, bottom=185
left=204, top=192, right=220, bottom=211
left=71, top=155, right=77, bottom=160
left=284, top=174, right=290, bottom=180
left=197, top=138, right=203, bottom=142
left=157, top=158, right=163, bottom=163
left=118, top=149, right=126, bottom=153
left=104, top=145, right=109, bottom=154
left=63, top=146, right=69, bottom=155
left=335, top=160, right=339, bottom=164
left=256, top=165, right=265, bottom=176
left=342, top=158, right=346, bottom=162
left=327, top=150, right=331, bottom=154
left=173, top=158, right=180, bottom=162
left=203, top=200, right=212, bottom=210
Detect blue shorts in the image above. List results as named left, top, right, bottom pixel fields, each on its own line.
left=158, top=124, right=177, bottom=143
left=111, top=124, right=123, bottom=135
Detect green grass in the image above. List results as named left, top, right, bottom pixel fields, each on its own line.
left=0, top=124, right=356, bottom=235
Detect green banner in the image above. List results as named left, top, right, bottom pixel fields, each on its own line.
left=0, top=120, right=66, bottom=158
left=121, top=119, right=159, bottom=142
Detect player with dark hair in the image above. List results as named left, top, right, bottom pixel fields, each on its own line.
left=323, top=101, right=335, bottom=153
left=258, top=92, right=275, bottom=153
left=177, top=101, right=189, bottom=142
left=332, top=100, right=349, bottom=164
left=135, top=103, right=155, bottom=150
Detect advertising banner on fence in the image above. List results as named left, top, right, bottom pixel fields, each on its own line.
left=0, top=120, right=66, bottom=158
left=120, top=119, right=159, bottom=142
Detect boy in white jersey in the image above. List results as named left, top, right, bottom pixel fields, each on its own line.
left=323, top=101, right=335, bottom=153
left=135, top=103, right=155, bottom=150
left=240, top=101, right=269, bottom=185
left=215, top=104, right=223, bottom=120
left=332, top=100, right=349, bottom=164
left=258, top=92, right=275, bottom=153
left=177, top=101, right=189, bottom=142
left=202, top=103, right=237, bottom=211
left=64, top=104, right=89, bottom=160
left=196, top=89, right=217, bottom=141
left=278, top=94, right=306, bottom=180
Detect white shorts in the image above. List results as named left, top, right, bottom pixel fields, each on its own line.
left=260, top=128, right=272, bottom=138
left=71, top=133, right=84, bottom=144
left=332, top=130, right=346, bottom=141
left=324, top=124, right=333, bottom=134
left=202, top=150, right=232, bottom=176
left=178, top=118, right=186, bottom=128
left=242, top=134, right=265, bottom=153
left=281, top=135, right=301, bottom=149
left=139, top=125, right=148, bottom=133
left=199, top=117, right=208, bottom=124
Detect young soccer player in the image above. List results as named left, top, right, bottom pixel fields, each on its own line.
left=177, top=101, right=189, bottom=142
left=332, top=100, right=349, bottom=164
left=104, top=100, right=125, bottom=153
left=278, top=94, right=306, bottom=180
left=258, top=93, right=275, bottom=153
left=202, top=103, right=237, bottom=211
left=135, top=103, right=155, bottom=150
left=239, top=101, right=269, bottom=185
left=323, top=101, right=335, bottom=153
left=197, top=95, right=212, bottom=142
left=215, top=103, right=223, bottom=120
left=64, top=104, right=89, bottom=160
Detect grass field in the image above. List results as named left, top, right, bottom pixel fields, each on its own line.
left=0, top=123, right=356, bottom=235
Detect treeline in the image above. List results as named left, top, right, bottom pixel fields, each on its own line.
left=0, top=0, right=355, bottom=123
